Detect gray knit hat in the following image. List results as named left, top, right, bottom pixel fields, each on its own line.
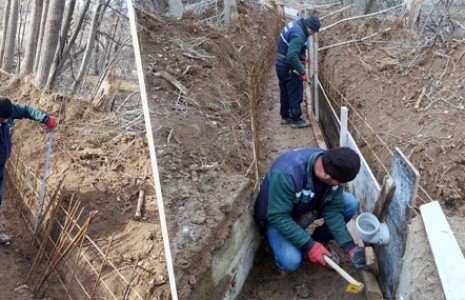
left=322, top=147, right=360, bottom=183
left=303, top=15, right=321, bottom=32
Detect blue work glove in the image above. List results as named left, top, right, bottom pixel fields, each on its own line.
left=348, top=246, right=368, bottom=270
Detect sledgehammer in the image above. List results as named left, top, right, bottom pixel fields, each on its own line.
left=323, top=255, right=364, bottom=294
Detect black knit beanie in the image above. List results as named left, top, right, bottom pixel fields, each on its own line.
left=322, top=147, right=361, bottom=183
left=303, top=15, right=321, bottom=32
left=0, top=96, right=13, bottom=119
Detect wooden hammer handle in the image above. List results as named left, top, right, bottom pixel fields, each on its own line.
left=323, top=255, right=359, bottom=284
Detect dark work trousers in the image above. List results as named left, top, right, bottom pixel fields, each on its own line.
left=0, top=167, right=4, bottom=208
left=0, top=122, right=12, bottom=211
left=276, top=57, right=304, bottom=119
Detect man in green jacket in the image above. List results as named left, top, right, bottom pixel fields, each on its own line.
left=0, top=96, right=57, bottom=243
left=254, top=147, right=367, bottom=271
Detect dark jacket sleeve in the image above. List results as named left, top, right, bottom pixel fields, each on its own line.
left=266, top=170, right=314, bottom=252
left=286, top=35, right=306, bottom=76
left=322, top=187, right=355, bottom=251
left=11, top=104, right=48, bottom=123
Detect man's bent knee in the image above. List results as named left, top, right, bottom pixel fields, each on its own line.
left=276, top=250, right=302, bottom=272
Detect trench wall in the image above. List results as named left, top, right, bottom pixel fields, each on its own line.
left=6, top=146, right=146, bottom=299
left=317, top=76, right=420, bottom=299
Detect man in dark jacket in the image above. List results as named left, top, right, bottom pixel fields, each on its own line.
left=0, top=96, right=57, bottom=243
left=276, top=15, right=320, bottom=128
left=254, top=147, right=367, bottom=272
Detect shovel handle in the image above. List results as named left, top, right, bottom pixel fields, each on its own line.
left=323, top=255, right=359, bottom=284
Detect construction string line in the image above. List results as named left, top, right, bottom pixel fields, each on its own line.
left=33, top=130, right=54, bottom=235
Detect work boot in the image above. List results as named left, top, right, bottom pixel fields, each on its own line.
left=280, top=117, right=293, bottom=125
left=0, top=229, right=12, bottom=244
left=291, top=118, right=311, bottom=128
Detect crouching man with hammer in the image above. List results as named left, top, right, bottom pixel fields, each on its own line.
left=0, top=96, right=57, bottom=244
left=254, top=147, right=368, bottom=277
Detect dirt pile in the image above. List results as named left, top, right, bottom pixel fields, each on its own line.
left=136, top=3, right=280, bottom=298
left=320, top=11, right=465, bottom=210
left=0, top=75, right=169, bottom=299
left=318, top=8, right=465, bottom=299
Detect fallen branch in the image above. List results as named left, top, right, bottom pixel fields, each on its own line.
left=321, top=3, right=403, bottom=32
left=153, top=71, right=187, bottom=95
left=321, top=4, right=353, bottom=20
left=319, top=29, right=389, bottom=51
left=414, top=86, right=427, bottom=111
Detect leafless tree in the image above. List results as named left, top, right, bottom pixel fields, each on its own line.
left=56, top=0, right=91, bottom=77
left=2, top=0, right=19, bottom=73
left=71, top=0, right=107, bottom=94
left=21, top=0, right=43, bottom=75
left=0, top=0, right=134, bottom=100
left=224, top=0, right=239, bottom=24
left=34, top=0, right=50, bottom=73
left=35, top=0, right=65, bottom=88
left=168, top=0, right=183, bottom=18
left=0, top=1, right=12, bottom=67
left=45, top=0, right=77, bottom=90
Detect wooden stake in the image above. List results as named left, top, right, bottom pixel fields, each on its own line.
left=33, top=211, right=97, bottom=296
left=134, top=189, right=145, bottom=220
left=90, top=234, right=115, bottom=298
left=27, top=194, right=65, bottom=282
left=372, top=175, right=396, bottom=221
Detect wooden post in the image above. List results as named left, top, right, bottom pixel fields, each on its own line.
left=135, top=189, right=145, bottom=220
left=313, top=32, right=319, bottom=121
left=340, top=106, right=348, bottom=147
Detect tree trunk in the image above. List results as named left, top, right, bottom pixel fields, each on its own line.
left=0, top=1, right=12, bottom=68
left=34, top=0, right=50, bottom=73
left=56, top=0, right=91, bottom=76
left=45, top=0, right=77, bottom=90
left=71, top=0, right=104, bottom=94
left=91, top=72, right=121, bottom=112
left=402, top=0, right=422, bottom=29
left=34, top=0, right=65, bottom=88
left=16, top=0, right=32, bottom=73
left=21, top=0, right=43, bottom=75
left=2, top=0, right=19, bottom=73
left=168, top=0, right=183, bottom=18
left=224, top=0, right=239, bottom=24
left=353, top=0, right=368, bottom=16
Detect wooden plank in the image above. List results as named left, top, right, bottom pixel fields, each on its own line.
left=420, top=201, right=465, bottom=299
left=376, top=148, right=419, bottom=300
left=364, top=246, right=379, bottom=274
left=372, top=175, right=396, bottom=221
left=308, top=112, right=327, bottom=150
left=345, top=133, right=380, bottom=213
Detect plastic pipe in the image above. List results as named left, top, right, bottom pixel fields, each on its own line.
left=355, top=213, right=390, bottom=245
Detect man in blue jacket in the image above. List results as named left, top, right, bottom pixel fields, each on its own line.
left=0, top=96, right=57, bottom=243
left=276, top=15, right=320, bottom=128
left=254, top=147, right=367, bottom=272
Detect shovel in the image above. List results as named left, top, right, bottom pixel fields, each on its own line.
left=323, top=254, right=364, bottom=294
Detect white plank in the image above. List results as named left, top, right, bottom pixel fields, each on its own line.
left=420, top=200, right=465, bottom=300
left=339, top=106, right=348, bottom=147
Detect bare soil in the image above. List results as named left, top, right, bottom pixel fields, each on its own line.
left=7, top=2, right=465, bottom=300
left=137, top=2, right=465, bottom=300
left=0, top=76, right=169, bottom=299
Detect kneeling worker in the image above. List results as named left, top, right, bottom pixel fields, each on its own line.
left=254, top=147, right=367, bottom=272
